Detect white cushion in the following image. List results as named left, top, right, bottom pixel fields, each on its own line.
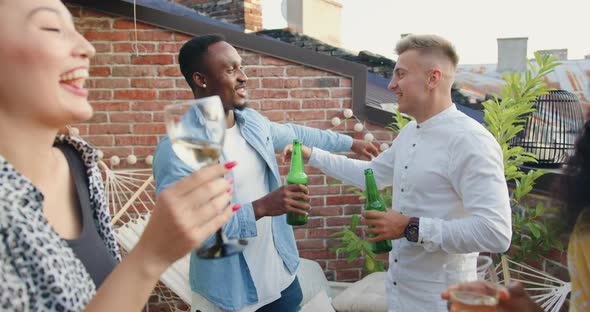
left=332, top=272, right=388, bottom=312
left=300, top=290, right=335, bottom=312
left=297, top=258, right=332, bottom=306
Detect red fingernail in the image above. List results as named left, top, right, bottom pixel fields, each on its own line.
left=232, top=203, right=242, bottom=212
left=224, top=161, right=238, bottom=169
left=227, top=188, right=233, bottom=194
left=226, top=177, right=233, bottom=184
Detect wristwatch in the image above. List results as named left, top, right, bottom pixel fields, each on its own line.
left=404, top=217, right=420, bottom=243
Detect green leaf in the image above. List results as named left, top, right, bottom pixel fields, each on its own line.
left=365, top=257, right=376, bottom=272
left=527, top=222, right=541, bottom=239
left=344, top=186, right=359, bottom=193
left=328, top=179, right=342, bottom=186
left=330, top=230, right=346, bottom=238
left=350, top=214, right=360, bottom=230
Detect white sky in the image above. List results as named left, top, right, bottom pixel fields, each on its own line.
left=262, top=0, right=590, bottom=64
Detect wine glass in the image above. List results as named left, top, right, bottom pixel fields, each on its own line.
left=444, top=255, right=499, bottom=311
left=164, top=95, right=245, bottom=259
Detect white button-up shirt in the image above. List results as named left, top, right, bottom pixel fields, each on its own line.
left=309, top=105, right=511, bottom=312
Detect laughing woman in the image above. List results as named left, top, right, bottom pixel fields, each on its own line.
left=0, top=0, right=238, bottom=311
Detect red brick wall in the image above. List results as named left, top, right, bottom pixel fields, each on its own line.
left=69, top=4, right=394, bottom=286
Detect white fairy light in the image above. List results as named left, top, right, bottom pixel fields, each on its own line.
left=145, top=155, right=154, bottom=166
left=380, top=143, right=389, bottom=151
left=96, top=150, right=104, bottom=160
left=364, top=133, right=374, bottom=142
left=69, top=127, right=80, bottom=137
left=126, top=154, right=137, bottom=165
left=110, top=156, right=120, bottom=166
left=331, top=117, right=341, bottom=127
left=354, top=123, right=364, bottom=132
left=343, top=108, right=353, bottom=119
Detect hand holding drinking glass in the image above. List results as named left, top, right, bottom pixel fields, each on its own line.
left=443, top=255, right=500, bottom=312
left=164, top=96, right=245, bottom=259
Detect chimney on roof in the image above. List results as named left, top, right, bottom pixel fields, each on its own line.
left=285, top=0, right=343, bottom=46
left=536, top=49, right=568, bottom=61
left=497, top=37, right=528, bottom=72
left=175, top=0, right=263, bottom=32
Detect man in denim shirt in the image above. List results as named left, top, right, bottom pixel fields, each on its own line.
left=153, top=34, right=378, bottom=311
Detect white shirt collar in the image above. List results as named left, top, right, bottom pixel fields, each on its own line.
left=416, top=104, right=457, bottom=130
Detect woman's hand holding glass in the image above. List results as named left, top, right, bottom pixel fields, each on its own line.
left=442, top=255, right=500, bottom=312
left=442, top=281, right=543, bottom=312
left=164, top=96, right=245, bottom=259
left=442, top=255, right=541, bottom=312
left=134, top=162, right=238, bottom=272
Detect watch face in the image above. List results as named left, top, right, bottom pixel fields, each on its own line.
left=406, top=226, right=419, bottom=242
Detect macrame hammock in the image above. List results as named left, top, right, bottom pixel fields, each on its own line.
left=95, top=151, right=227, bottom=311
left=494, top=256, right=571, bottom=312
left=98, top=161, right=192, bottom=309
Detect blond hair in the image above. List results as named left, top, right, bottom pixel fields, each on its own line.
left=395, top=34, right=459, bottom=68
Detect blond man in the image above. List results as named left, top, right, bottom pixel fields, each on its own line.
left=291, top=34, right=512, bottom=311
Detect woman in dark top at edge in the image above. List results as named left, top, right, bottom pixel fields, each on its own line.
left=0, top=0, right=240, bottom=310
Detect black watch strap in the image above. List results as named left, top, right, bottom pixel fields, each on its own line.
left=404, top=217, right=420, bottom=242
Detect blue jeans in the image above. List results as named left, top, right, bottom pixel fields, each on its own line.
left=256, top=277, right=302, bottom=312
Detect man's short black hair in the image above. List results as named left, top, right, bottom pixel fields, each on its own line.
left=178, top=34, right=225, bottom=93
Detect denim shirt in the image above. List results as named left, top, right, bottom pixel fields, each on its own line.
left=152, top=108, right=352, bottom=310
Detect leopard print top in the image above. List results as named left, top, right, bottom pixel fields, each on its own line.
left=0, top=136, right=121, bottom=311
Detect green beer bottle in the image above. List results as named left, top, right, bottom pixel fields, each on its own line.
left=364, top=168, right=392, bottom=254
left=286, top=139, right=308, bottom=226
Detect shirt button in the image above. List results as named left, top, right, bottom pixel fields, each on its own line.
left=393, top=281, right=397, bottom=286
left=412, top=143, right=416, bottom=147
left=417, top=125, right=421, bottom=129
left=420, top=240, right=424, bottom=244
left=404, top=166, right=408, bottom=169
left=401, top=188, right=404, bottom=192
left=394, top=258, right=398, bottom=263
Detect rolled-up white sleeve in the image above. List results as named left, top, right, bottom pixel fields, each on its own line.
left=417, top=217, right=443, bottom=251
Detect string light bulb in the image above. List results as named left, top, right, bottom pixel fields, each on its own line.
left=110, top=156, right=120, bottom=166
left=69, top=127, right=80, bottom=137
left=331, top=117, right=341, bottom=127
left=343, top=108, right=353, bottom=119
left=354, top=123, right=364, bottom=132
left=145, top=155, right=154, bottom=165
left=127, top=154, right=137, bottom=165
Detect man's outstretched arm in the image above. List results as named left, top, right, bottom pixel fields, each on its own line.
left=270, top=122, right=379, bottom=159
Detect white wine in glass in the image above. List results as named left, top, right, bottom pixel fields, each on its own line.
left=444, top=255, right=499, bottom=311
left=171, top=137, right=222, bottom=170
left=449, top=290, right=497, bottom=312
left=164, top=95, right=245, bottom=259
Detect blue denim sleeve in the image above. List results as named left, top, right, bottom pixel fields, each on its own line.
left=269, top=122, right=353, bottom=152
left=152, top=136, right=193, bottom=197
left=152, top=136, right=257, bottom=241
